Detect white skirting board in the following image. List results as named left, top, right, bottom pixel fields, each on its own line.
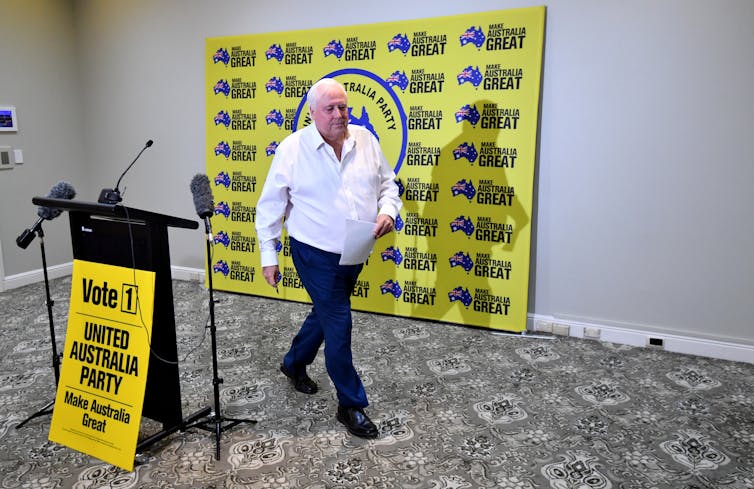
left=2, top=261, right=73, bottom=290
left=528, top=314, right=754, bottom=365
left=2, top=263, right=751, bottom=364
left=2, top=263, right=205, bottom=290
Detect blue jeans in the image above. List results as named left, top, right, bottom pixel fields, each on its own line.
left=282, top=237, right=368, bottom=408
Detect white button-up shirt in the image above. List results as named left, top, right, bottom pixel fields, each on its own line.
left=255, top=123, right=402, bottom=267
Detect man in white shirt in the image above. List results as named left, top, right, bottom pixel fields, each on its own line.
left=255, top=78, right=402, bottom=439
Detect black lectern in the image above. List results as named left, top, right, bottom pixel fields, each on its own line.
left=32, top=197, right=210, bottom=449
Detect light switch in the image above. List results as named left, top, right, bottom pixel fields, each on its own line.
left=14, top=149, right=23, bottom=164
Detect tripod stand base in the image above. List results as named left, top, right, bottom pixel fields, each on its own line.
left=186, top=413, right=257, bottom=460
left=136, top=406, right=213, bottom=453
left=17, top=228, right=62, bottom=431
left=16, top=399, right=55, bottom=429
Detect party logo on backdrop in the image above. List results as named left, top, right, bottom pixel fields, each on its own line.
left=407, top=105, right=443, bottom=131
left=215, top=201, right=256, bottom=223
left=213, top=48, right=230, bottom=65
left=380, top=279, right=403, bottom=299
left=265, top=43, right=284, bottom=62
left=404, top=212, right=439, bottom=238
left=473, top=253, right=512, bottom=280
left=472, top=288, right=511, bottom=315
left=480, top=103, right=519, bottom=130
left=293, top=68, right=408, bottom=175
left=283, top=41, right=314, bottom=65
left=451, top=179, right=476, bottom=201
left=449, top=251, right=474, bottom=273
left=230, top=46, right=256, bottom=67
left=478, top=142, right=517, bottom=168
left=482, top=65, right=523, bottom=91
left=323, top=40, right=345, bottom=59
left=226, top=261, right=256, bottom=283
left=229, top=172, right=257, bottom=193
left=459, top=26, right=486, bottom=49
left=402, top=281, right=437, bottom=305
left=484, top=22, right=527, bottom=51
left=403, top=177, right=440, bottom=203
left=229, top=78, right=257, bottom=99
left=407, top=68, right=445, bottom=94
left=476, top=180, right=514, bottom=207
left=281, top=266, right=304, bottom=290
left=228, top=231, right=257, bottom=254
left=344, top=36, right=377, bottom=61
left=408, top=30, right=448, bottom=57
left=402, top=247, right=438, bottom=272
left=381, top=246, right=403, bottom=266
left=474, top=216, right=513, bottom=244
left=351, top=279, right=371, bottom=298
left=213, top=171, right=231, bottom=188
left=212, top=45, right=257, bottom=67
left=405, top=141, right=441, bottom=167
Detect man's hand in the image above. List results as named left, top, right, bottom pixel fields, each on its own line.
left=262, top=265, right=280, bottom=287
left=373, top=214, right=395, bottom=239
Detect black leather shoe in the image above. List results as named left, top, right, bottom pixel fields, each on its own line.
left=280, top=364, right=318, bottom=394
left=337, top=406, right=379, bottom=439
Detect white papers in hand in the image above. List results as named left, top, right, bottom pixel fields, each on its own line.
left=339, top=219, right=376, bottom=265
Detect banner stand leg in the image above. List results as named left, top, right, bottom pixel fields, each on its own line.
left=17, top=227, right=62, bottom=429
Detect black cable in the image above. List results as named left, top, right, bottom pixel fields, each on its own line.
left=122, top=205, right=209, bottom=366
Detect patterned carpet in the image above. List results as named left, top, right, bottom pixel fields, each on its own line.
left=1, top=276, right=753, bottom=489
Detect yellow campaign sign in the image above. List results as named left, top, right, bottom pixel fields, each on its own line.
left=206, top=7, right=545, bottom=332
left=49, top=259, right=155, bottom=472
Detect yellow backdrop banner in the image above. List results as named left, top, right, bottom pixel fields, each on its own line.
left=48, top=260, right=155, bottom=471
left=205, top=7, right=545, bottom=332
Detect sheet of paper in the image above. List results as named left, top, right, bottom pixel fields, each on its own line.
left=339, top=219, right=376, bottom=265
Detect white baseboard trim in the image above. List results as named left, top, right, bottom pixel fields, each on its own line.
left=2, top=262, right=74, bottom=290
left=1, top=263, right=206, bottom=290
left=528, top=313, right=754, bottom=365
left=2, top=266, right=750, bottom=364
left=170, top=266, right=205, bottom=283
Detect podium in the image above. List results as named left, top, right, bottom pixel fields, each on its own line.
left=33, top=197, right=211, bottom=449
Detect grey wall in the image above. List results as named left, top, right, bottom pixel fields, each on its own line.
left=0, top=0, right=85, bottom=278
left=1, top=0, right=752, bottom=346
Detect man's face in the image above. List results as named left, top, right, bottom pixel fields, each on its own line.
left=311, top=86, right=349, bottom=143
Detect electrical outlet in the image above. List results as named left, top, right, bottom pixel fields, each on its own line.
left=0, top=146, right=13, bottom=170
left=552, top=323, right=570, bottom=336
left=584, top=327, right=601, bottom=339
left=536, top=320, right=552, bottom=333
left=647, top=337, right=664, bottom=348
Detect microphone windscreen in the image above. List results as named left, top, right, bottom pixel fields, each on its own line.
left=38, top=181, right=76, bottom=220
left=190, top=174, right=214, bottom=219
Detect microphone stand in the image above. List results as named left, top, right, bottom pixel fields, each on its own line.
left=17, top=225, right=61, bottom=428
left=185, top=216, right=256, bottom=459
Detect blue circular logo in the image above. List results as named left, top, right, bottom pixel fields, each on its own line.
left=293, top=68, right=408, bottom=175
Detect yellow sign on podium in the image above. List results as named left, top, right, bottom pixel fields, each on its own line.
left=49, top=259, right=155, bottom=471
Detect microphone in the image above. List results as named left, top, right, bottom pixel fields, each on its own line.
left=16, top=181, right=76, bottom=249
left=190, top=174, right=214, bottom=239
left=190, top=173, right=214, bottom=221
left=98, top=139, right=154, bottom=204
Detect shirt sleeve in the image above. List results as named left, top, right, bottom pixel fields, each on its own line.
left=374, top=137, right=403, bottom=220
left=255, top=145, right=292, bottom=267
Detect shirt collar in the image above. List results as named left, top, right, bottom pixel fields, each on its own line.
left=303, top=123, right=354, bottom=152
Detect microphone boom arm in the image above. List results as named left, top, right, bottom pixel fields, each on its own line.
left=16, top=217, right=44, bottom=249
left=98, top=139, right=153, bottom=204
